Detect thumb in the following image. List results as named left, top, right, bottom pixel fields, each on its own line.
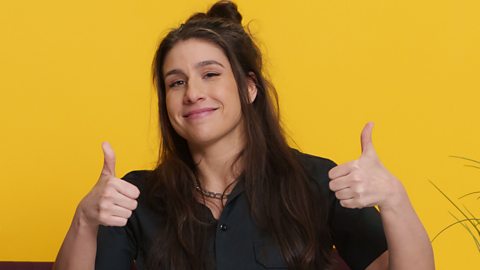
left=360, top=122, right=375, bottom=155
left=101, top=141, right=116, bottom=177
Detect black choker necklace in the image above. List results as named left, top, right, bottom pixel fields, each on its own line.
left=194, top=185, right=229, bottom=200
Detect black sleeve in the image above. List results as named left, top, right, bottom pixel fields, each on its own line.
left=298, top=152, right=388, bottom=270
left=95, top=171, right=142, bottom=270
left=96, top=225, right=136, bottom=270
left=330, top=195, right=387, bottom=270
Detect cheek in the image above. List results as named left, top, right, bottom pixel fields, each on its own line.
left=165, top=91, right=178, bottom=113
left=226, top=89, right=243, bottom=113
left=165, top=104, right=186, bottom=138
left=165, top=94, right=179, bottom=126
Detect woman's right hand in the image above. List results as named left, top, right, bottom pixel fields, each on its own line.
left=77, top=142, right=140, bottom=227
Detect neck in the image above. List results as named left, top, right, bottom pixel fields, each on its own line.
left=189, top=136, right=244, bottom=194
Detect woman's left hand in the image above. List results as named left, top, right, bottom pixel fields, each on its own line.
left=328, top=122, right=407, bottom=211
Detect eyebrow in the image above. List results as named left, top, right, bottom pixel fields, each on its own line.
left=195, top=60, right=224, bottom=69
left=164, top=60, right=225, bottom=78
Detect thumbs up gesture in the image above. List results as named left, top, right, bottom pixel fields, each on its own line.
left=328, top=123, right=406, bottom=211
left=77, top=142, right=140, bottom=227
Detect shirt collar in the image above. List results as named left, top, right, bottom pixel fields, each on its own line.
left=226, top=174, right=245, bottom=204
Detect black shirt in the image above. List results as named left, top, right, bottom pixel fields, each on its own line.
left=96, top=151, right=387, bottom=270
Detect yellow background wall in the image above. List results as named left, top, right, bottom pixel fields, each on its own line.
left=1, top=0, right=479, bottom=269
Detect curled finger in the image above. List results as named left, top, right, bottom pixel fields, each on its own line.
left=329, top=175, right=353, bottom=192
left=112, top=193, right=138, bottom=211
left=335, top=187, right=355, bottom=200
left=110, top=205, right=133, bottom=219
left=328, top=160, right=358, bottom=179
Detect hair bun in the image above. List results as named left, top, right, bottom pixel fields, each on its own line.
left=207, top=0, right=242, bottom=24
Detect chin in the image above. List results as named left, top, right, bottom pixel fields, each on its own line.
left=185, top=133, right=217, bottom=146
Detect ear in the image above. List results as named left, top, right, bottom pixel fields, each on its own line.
left=246, top=72, right=258, bottom=103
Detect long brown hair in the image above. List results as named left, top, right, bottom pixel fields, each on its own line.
left=148, top=1, right=332, bottom=269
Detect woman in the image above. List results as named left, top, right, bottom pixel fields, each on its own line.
left=54, top=1, right=434, bottom=269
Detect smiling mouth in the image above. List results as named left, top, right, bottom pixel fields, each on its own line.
left=183, top=108, right=218, bottom=119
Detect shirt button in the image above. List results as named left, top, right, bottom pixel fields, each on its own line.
left=219, top=224, right=228, bottom=231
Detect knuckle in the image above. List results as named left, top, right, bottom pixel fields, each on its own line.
left=133, top=187, right=141, bottom=198
left=355, top=198, right=367, bottom=209
left=98, top=201, right=109, bottom=211
left=98, top=213, right=108, bottom=223
left=100, top=190, right=112, bottom=199
left=127, top=186, right=140, bottom=198
left=328, top=181, right=335, bottom=191
left=353, top=185, right=364, bottom=195
left=132, top=200, right=138, bottom=210
left=340, top=200, right=351, bottom=208
left=106, top=177, right=119, bottom=190
left=352, top=160, right=360, bottom=169
left=328, top=169, right=335, bottom=179
left=119, top=218, right=128, bottom=226
left=351, top=172, right=362, bottom=182
left=106, top=179, right=117, bottom=188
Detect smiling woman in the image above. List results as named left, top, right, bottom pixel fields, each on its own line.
left=163, top=39, right=250, bottom=150
left=52, top=1, right=434, bottom=270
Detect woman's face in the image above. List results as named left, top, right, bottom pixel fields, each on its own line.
left=162, top=38, right=246, bottom=149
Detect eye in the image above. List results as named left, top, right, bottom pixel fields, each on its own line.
left=203, top=72, right=220, bottom=79
left=168, top=80, right=186, bottom=89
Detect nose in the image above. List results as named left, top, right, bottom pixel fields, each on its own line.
left=183, top=77, right=205, bottom=104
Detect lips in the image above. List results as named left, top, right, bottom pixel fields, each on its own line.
left=183, top=107, right=218, bottom=118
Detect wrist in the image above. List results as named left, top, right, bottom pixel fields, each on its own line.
left=74, top=203, right=99, bottom=232
left=378, top=178, right=409, bottom=212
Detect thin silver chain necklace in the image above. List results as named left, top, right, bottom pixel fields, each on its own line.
left=194, top=184, right=229, bottom=200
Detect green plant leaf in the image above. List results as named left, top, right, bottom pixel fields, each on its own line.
left=430, top=181, right=480, bottom=238
left=432, top=218, right=480, bottom=242
left=459, top=191, right=480, bottom=199
left=463, top=206, right=480, bottom=227
left=449, top=212, right=480, bottom=252
left=449, top=156, right=480, bottom=164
